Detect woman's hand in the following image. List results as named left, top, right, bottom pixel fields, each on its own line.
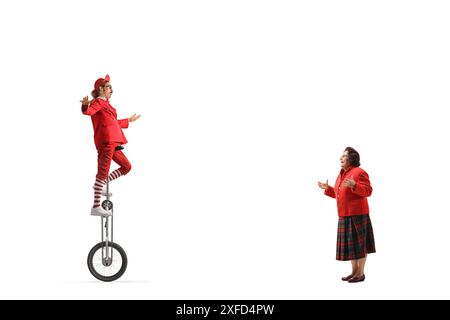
left=129, top=114, right=141, bottom=123
left=343, top=175, right=356, bottom=189
left=80, top=96, right=91, bottom=106
left=318, top=180, right=328, bottom=190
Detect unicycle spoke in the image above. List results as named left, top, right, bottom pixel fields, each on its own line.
left=99, top=263, right=121, bottom=277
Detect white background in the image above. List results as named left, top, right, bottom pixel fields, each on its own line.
left=1, top=0, right=450, bottom=299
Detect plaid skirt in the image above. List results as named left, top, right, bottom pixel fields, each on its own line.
left=336, top=214, right=376, bottom=261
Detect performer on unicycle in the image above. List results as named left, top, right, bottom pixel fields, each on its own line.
left=80, top=74, right=140, bottom=217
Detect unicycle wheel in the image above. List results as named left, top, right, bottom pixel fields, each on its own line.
left=87, top=241, right=127, bottom=282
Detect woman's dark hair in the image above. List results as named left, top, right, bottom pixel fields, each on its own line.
left=345, top=147, right=360, bottom=167
left=91, top=89, right=100, bottom=98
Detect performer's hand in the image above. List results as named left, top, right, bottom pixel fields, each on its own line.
left=343, top=175, right=356, bottom=189
left=129, top=114, right=141, bottom=122
left=318, top=179, right=328, bottom=190
left=80, top=96, right=91, bottom=106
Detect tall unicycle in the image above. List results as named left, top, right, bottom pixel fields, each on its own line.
left=87, top=178, right=127, bottom=281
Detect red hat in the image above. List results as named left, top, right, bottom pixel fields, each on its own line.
left=94, top=74, right=110, bottom=91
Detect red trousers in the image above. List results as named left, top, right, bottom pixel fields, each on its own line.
left=96, top=142, right=132, bottom=181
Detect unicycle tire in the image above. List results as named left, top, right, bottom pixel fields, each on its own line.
left=87, top=241, right=128, bottom=282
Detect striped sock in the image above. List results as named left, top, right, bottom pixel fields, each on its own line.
left=108, top=169, right=123, bottom=182
left=93, top=178, right=106, bottom=208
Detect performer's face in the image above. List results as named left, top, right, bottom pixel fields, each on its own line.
left=101, top=82, right=113, bottom=99
left=340, top=151, right=350, bottom=169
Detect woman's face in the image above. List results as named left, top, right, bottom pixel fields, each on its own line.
left=100, top=82, right=113, bottom=99
left=340, top=150, right=350, bottom=169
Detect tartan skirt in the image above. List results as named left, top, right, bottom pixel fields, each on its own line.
left=336, top=214, right=376, bottom=261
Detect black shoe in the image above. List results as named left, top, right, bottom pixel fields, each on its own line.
left=348, top=274, right=365, bottom=283
left=341, top=274, right=355, bottom=281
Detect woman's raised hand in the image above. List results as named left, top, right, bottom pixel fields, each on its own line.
left=80, top=96, right=91, bottom=106
left=129, top=114, right=141, bottom=123
left=342, top=175, right=356, bottom=189
left=318, top=179, right=328, bottom=190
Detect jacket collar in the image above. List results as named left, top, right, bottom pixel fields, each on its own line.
left=339, top=166, right=355, bottom=178
left=95, top=97, right=107, bottom=103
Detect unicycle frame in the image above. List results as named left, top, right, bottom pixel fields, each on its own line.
left=101, top=179, right=113, bottom=266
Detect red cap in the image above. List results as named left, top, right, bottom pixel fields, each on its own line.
left=94, top=74, right=110, bottom=91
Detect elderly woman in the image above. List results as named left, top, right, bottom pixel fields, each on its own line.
left=318, top=147, right=375, bottom=283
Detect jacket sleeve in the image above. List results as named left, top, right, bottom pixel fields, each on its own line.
left=82, top=100, right=102, bottom=116
left=118, top=118, right=129, bottom=129
left=351, top=171, right=372, bottom=197
left=324, top=186, right=336, bottom=198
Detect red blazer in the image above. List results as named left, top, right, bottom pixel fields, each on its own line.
left=324, top=167, right=372, bottom=217
left=82, top=98, right=129, bottom=149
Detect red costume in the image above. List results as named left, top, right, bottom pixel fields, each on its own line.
left=82, top=75, right=132, bottom=183
left=83, top=97, right=129, bottom=149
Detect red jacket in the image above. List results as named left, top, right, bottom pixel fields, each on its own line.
left=324, top=167, right=372, bottom=217
left=82, top=98, right=129, bottom=149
